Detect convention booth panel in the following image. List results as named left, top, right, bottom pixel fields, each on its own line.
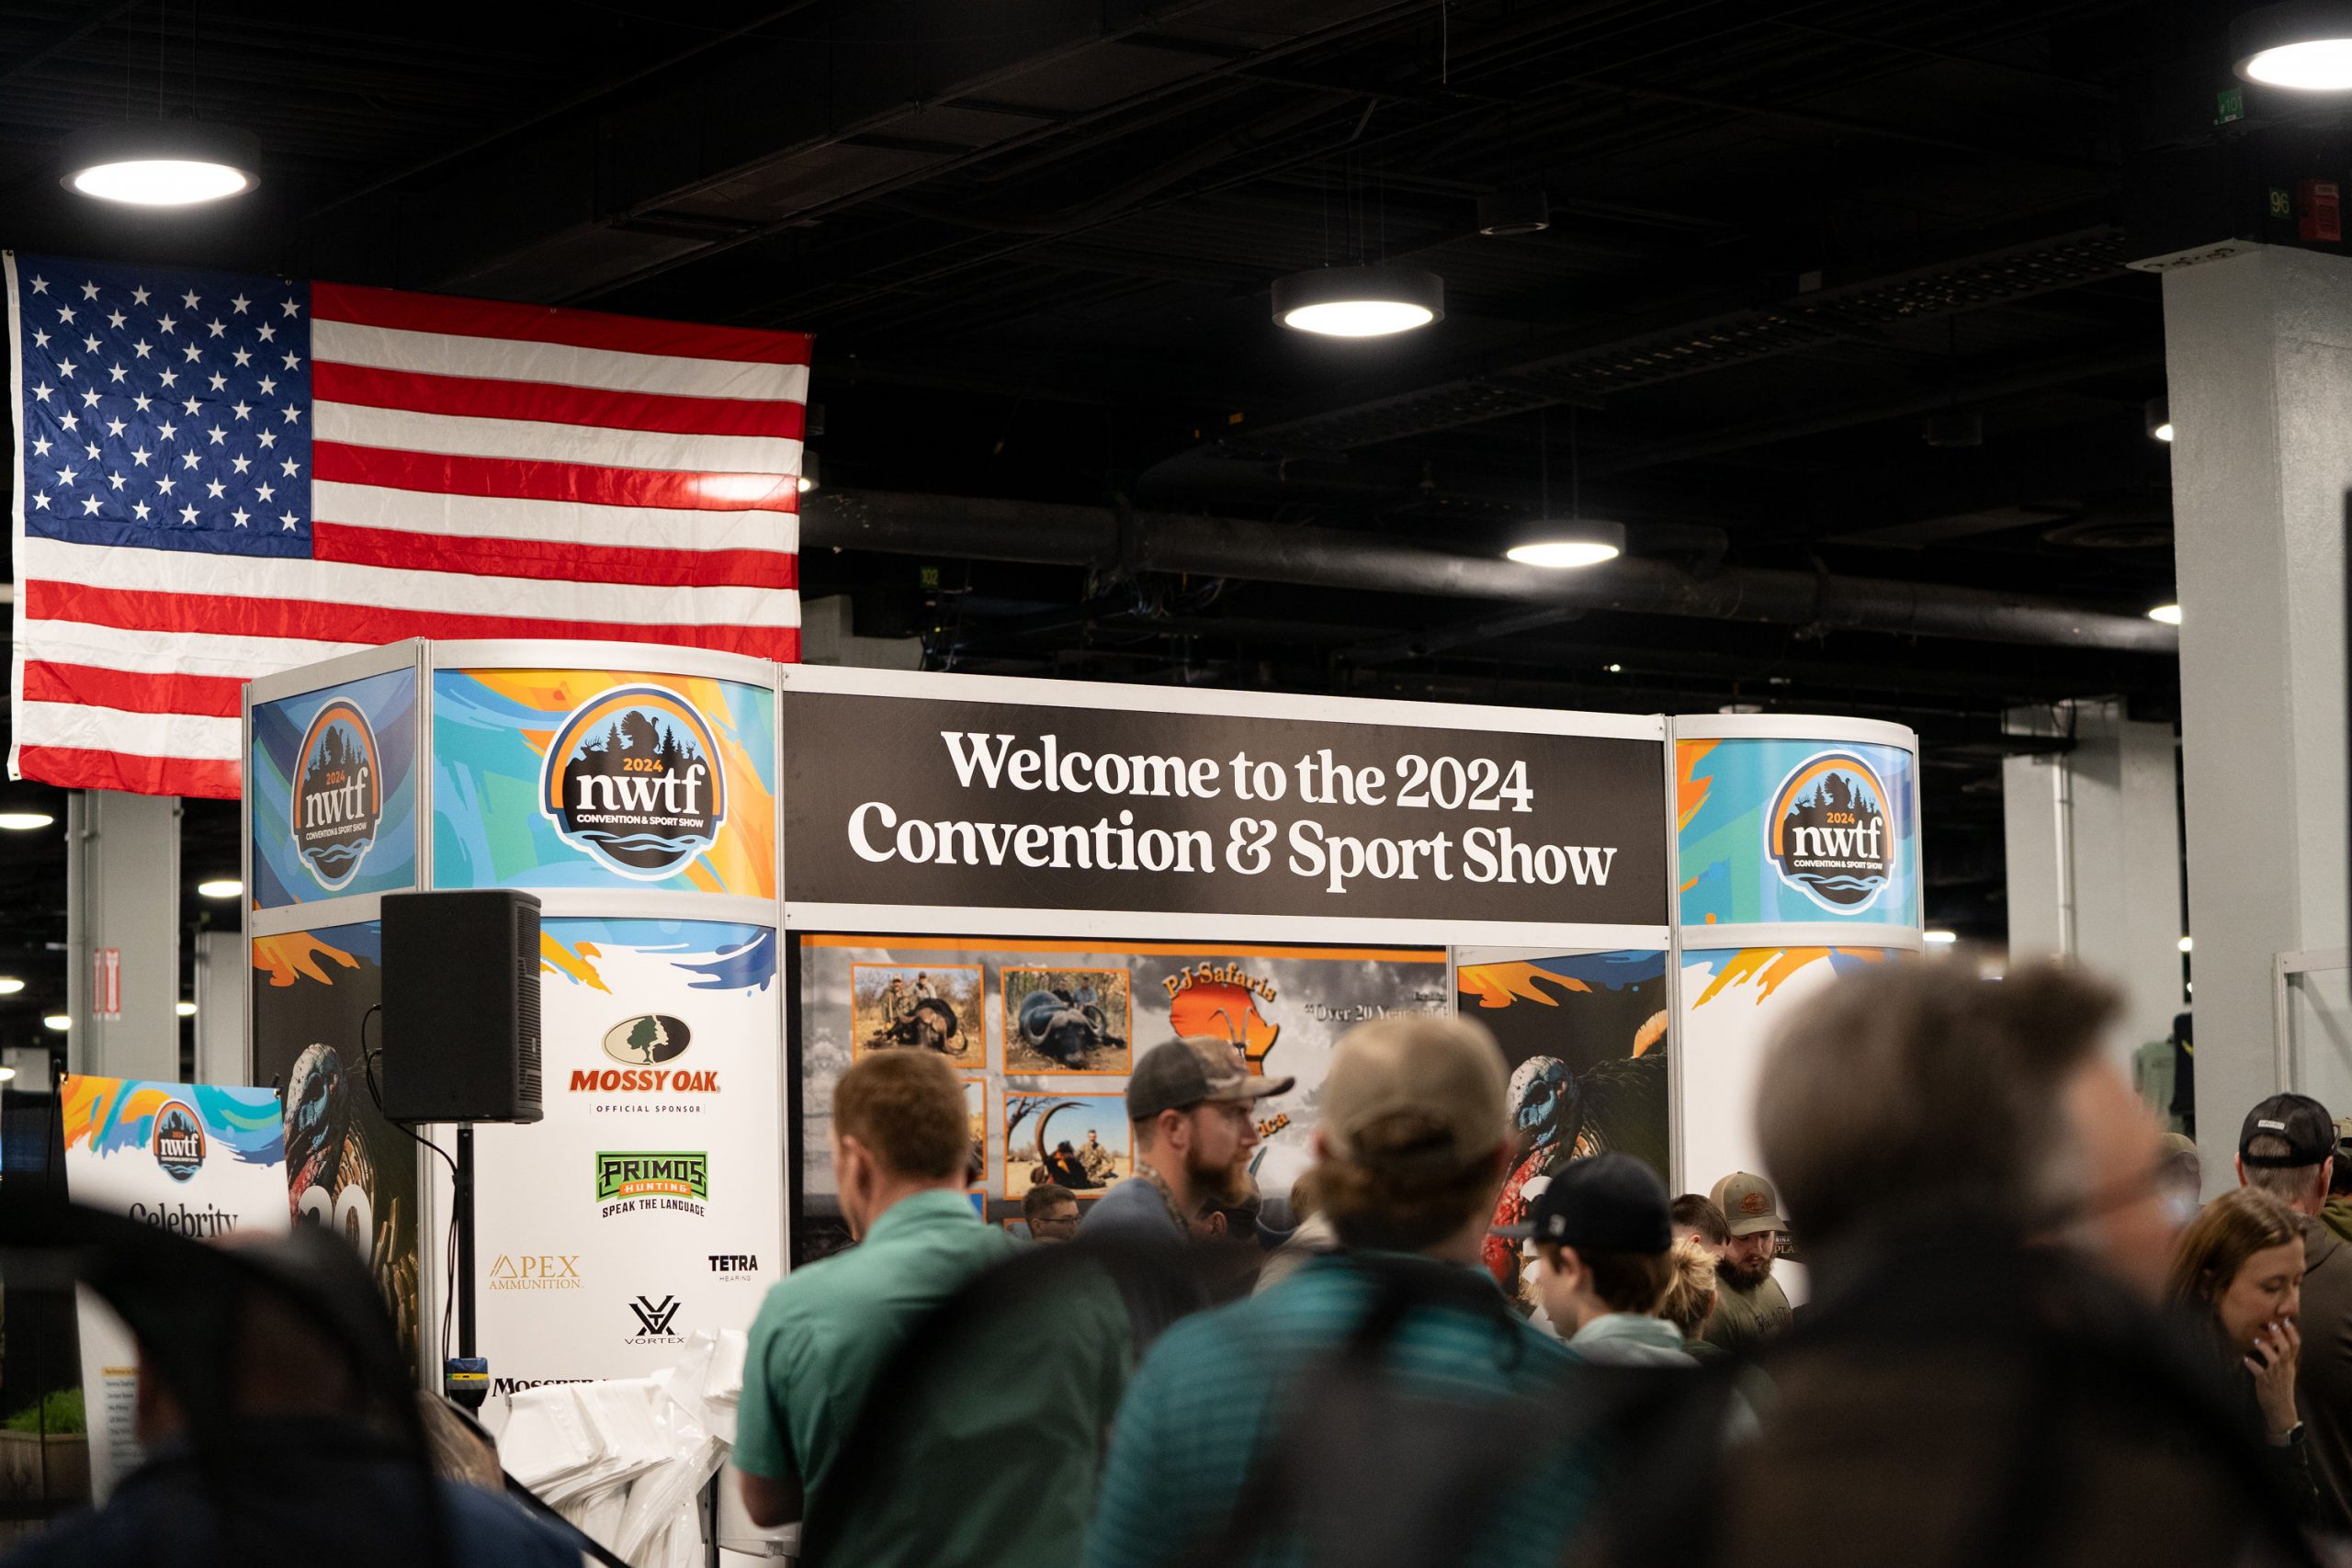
left=244, top=640, right=786, bottom=1394
left=775, top=665, right=1679, bottom=1271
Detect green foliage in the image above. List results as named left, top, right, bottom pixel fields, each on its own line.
left=4, top=1388, right=85, bottom=1435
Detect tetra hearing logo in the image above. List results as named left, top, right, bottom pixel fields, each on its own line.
left=1766, top=750, right=1894, bottom=915
left=540, top=684, right=726, bottom=879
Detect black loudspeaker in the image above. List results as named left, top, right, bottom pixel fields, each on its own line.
left=379, top=889, right=543, bottom=1124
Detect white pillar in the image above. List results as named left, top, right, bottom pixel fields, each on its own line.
left=64, top=789, right=183, bottom=1081
left=2160, top=243, right=2352, bottom=1169
left=191, top=929, right=248, bottom=1086
left=2001, top=701, right=2186, bottom=1080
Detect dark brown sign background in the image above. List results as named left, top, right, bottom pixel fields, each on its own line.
left=779, top=691, right=1668, bottom=927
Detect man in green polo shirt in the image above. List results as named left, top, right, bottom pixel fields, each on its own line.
left=736, top=1048, right=1131, bottom=1566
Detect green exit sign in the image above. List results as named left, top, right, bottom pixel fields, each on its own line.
left=2217, top=86, right=2245, bottom=124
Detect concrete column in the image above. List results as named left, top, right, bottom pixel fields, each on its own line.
left=2160, top=243, right=2352, bottom=1173
left=191, top=930, right=248, bottom=1086
left=64, top=789, right=182, bottom=1081
left=2002, top=701, right=2186, bottom=1077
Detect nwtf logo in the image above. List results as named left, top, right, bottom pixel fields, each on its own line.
left=293, top=699, right=383, bottom=891
left=1766, top=750, right=1895, bottom=914
left=152, top=1100, right=206, bottom=1183
left=540, top=684, right=726, bottom=880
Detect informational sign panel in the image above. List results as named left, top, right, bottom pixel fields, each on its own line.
left=61, top=1075, right=289, bottom=1497
left=248, top=920, right=421, bottom=1357
left=779, top=670, right=1668, bottom=942
left=471, top=918, right=782, bottom=1394
left=795, top=932, right=1446, bottom=1262
left=250, top=665, right=420, bottom=908
left=433, top=668, right=776, bottom=897
left=1677, top=735, right=1919, bottom=930
left=93, top=947, right=120, bottom=1020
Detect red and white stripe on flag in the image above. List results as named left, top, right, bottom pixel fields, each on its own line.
left=7, top=254, right=807, bottom=800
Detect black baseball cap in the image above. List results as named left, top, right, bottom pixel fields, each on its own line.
left=1495, top=1153, right=1671, bottom=1251
left=2240, top=1092, right=2335, bottom=1168
left=1125, top=1037, right=1295, bottom=1122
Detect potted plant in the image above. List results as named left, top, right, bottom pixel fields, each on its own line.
left=0, top=1389, right=89, bottom=1502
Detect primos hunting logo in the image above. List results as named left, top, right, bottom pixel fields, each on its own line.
left=293, top=699, right=383, bottom=891
left=152, top=1100, right=205, bottom=1182
left=540, top=683, right=726, bottom=880
left=1767, top=750, right=1895, bottom=914
left=597, top=1151, right=708, bottom=1217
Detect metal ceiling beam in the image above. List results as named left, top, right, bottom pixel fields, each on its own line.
left=803, top=488, right=2178, bottom=653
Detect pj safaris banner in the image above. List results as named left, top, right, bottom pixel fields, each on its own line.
left=1678, top=737, right=1919, bottom=929
left=794, top=934, right=1450, bottom=1263
left=433, top=668, right=777, bottom=897
left=778, top=682, right=1668, bottom=933
left=61, top=1076, right=289, bottom=1497
left=250, top=665, right=420, bottom=909
left=471, top=919, right=781, bottom=1395
left=249, top=922, right=422, bottom=1356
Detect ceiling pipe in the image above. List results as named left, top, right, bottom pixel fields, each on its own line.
left=802, top=490, right=2178, bottom=654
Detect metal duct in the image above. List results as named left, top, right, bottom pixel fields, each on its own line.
left=802, top=490, right=2179, bottom=655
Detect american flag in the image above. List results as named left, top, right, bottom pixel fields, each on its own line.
left=6, top=253, right=807, bottom=799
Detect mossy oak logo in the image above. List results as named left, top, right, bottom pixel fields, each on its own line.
left=603, top=1014, right=691, bottom=1067
left=1767, top=750, right=1894, bottom=914
left=294, top=699, right=382, bottom=891
left=152, top=1100, right=205, bottom=1182
left=540, top=684, right=725, bottom=879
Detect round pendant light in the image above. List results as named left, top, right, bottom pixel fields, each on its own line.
left=2148, top=602, right=2183, bottom=626
left=1506, top=521, right=1626, bottom=569
left=797, top=451, right=820, bottom=495
left=2233, top=2, right=2352, bottom=88
left=1272, top=265, right=1444, bottom=337
left=2144, top=395, right=2174, bottom=443
left=62, top=121, right=259, bottom=206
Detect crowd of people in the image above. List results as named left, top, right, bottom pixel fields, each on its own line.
left=28, top=961, right=2349, bottom=1567
left=716, top=962, right=2352, bottom=1564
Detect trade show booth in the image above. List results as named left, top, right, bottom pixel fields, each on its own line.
left=237, top=644, right=1920, bottom=1387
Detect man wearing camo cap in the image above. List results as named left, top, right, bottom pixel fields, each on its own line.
left=1699, top=1169, right=1794, bottom=1356
left=1080, top=1037, right=1293, bottom=1244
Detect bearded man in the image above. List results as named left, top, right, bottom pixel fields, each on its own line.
left=1698, top=1170, right=1794, bottom=1356
left=1080, top=1038, right=1291, bottom=1246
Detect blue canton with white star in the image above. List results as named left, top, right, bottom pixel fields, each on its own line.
left=14, top=254, right=311, bottom=557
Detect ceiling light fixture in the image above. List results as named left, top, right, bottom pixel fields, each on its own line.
left=0, top=978, right=25, bottom=996
left=2145, top=395, right=2174, bottom=443
left=2234, top=2, right=2352, bottom=88
left=1923, top=930, right=1959, bottom=945
left=0, top=1066, right=15, bottom=1084
left=0, top=812, right=54, bottom=830
left=1509, top=406, right=1625, bottom=569
left=61, top=121, right=259, bottom=206
left=1476, top=190, right=1550, bottom=237
left=42, top=1013, right=69, bottom=1032
left=1272, top=265, right=1444, bottom=337
left=2178, top=935, right=2195, bottom=953
left=2148, top=603, right=2183, bottom=626
left=797, top=451, right=820, bottom=496
left=197, top=877, right=243, bottom=899
left=176, top=999, right=198, bottom=1017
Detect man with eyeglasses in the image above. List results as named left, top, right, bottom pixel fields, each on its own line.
left=2236, top=1093, right=2352, bottom=1532
left=1080, top=1038, right=1292, bottom=1245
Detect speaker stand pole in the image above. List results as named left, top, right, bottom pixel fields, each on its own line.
left=457, top=1123, right=477, bottom=1356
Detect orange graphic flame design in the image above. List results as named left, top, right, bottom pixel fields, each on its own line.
left=252, top=931, right=359, bottom=988
left=1632, top=1010, right=1668, bottom=1058
left=541, top=935, right=609, bottom=994
left=1457, top=962, right=1592, bottom=1010
left=1168, top=982, right=1281, bottom=1076
left=1693, top=946, right=1888, bottom=1007
left=1677, top=738, right=1720, bottom=832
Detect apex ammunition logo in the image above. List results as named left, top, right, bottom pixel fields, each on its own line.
left=597, top=1151, right=708, bottom=1218
left=293, top=699, right=382, bottom=890
left=152, top=1099, right=205, bottom=1182
left=1767, top=750, right=1895, bottom=914
left=540, top=684, right=726, bottom=880
left=489, top=1253, right=583, bottom=1292
left=602, top=1013, right=691, bottom=1067
left=627, top=1293, right=684, bottom=1343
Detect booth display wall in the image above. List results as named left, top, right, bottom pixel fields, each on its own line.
left=1669, top=721, right=1924, bottom=1193
left=246, top=640, right=787, bottom=1392
left=792, top=933, right=1448, bottom=1262
left=61, top=1075, right=288, bottom=1497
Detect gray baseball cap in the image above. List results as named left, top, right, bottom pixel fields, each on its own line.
left=1126, top=1037, right=1295, bottom=1122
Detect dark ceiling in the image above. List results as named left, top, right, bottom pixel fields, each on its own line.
left=0, top=0, right=2291, bottom=1035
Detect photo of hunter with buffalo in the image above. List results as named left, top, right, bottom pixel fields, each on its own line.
left=852, top=963, right=986, bottom=1070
